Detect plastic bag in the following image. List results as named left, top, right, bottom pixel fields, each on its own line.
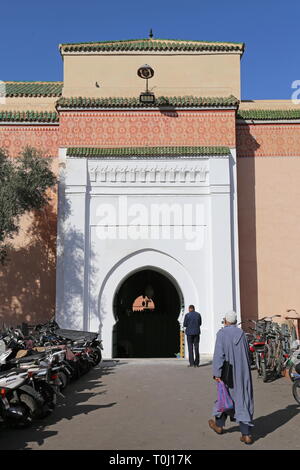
left=216, top=381, right=234, bottom=413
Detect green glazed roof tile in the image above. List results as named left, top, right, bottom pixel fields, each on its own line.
left=0, top=111, right=59, bottom=122
left=1, top=82, right=63, bottom=97
left=237, top=109, right=300, bottom=120
left=57, top=95, right=239, bottom=109
left=66, top=146, right=230, bottom=158
left=60, top=38, right=244, bottom=54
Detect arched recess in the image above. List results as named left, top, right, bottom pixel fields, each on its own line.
left=97, top=249, right=200, bottom=358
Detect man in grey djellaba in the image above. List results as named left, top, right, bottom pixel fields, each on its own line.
left=208, top=311, right=254, bottom=445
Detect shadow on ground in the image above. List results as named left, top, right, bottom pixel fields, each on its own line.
left=225, top=404, right=300, bottom=442
left=0, top=360, right=125, bottom=450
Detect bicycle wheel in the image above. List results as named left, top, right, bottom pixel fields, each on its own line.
left=275, top=345, right=284, bottom=377
left=261, top=359, right=268, bottom=382
left=292, top=380, right=300, bottom=405
left=289, top=363, right=297, bottom=382
left=264, top=342, right=273, bottom=369
left=255, top=352, right=261, bottom=377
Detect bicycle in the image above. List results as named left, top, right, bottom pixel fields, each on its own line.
left=238, top=321, right=256, bottom=367
left=247, top=315, right=284, bottom=382
left=284, top=309, right=300, bottom=380
left=292, top=362, right=300, bottom=405
left=247, top=318, right=269, bottom=382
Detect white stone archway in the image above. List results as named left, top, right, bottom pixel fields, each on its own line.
left=56, top=147, right=241, bottom=359
left=97, top=249, right=199, bottom=358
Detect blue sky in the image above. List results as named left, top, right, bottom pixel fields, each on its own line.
left=0, top=0, right=299, bottom=100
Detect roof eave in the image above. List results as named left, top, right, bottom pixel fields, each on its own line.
left=66, top=145, right=231, bottom=158
left=55, top=95, right=239, bottom=111
left=59, top=39, right=245, bottom=56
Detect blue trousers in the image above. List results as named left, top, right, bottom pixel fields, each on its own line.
left=216, top=412, right=251, bottom=435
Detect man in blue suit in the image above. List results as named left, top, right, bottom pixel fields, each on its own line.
left=183, top=305, right=202, bottom=367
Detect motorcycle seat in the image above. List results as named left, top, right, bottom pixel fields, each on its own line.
left=0, top=367, right=26, bottom=377
left=10, top=353, right=46, bottom=364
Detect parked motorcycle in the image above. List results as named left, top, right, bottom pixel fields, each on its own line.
left=0, top=319, right=104, bottom=429
left=286, top=344, right=300, bottom=381
left=0, top=368, right=44, bottom=427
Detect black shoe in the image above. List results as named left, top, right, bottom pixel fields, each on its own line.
left=187, top=365, right=194, bottom=367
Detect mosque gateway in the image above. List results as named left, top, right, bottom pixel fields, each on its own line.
left=1, top=38, right=300, bottom=358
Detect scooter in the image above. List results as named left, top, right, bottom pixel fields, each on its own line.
left=286, top=345, right=300, bottom=381
left=9, top=349, right=65, bottom=416
left=0, top=368, right=44, bottom=427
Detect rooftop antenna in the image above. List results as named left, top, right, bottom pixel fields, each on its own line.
left=149, top=29, right=153, bottom=39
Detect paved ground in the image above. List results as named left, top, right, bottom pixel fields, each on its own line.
left=0, top=357, right=299, bottom=450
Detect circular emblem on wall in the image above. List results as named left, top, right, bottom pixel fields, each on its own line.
left=137, top=64, right=155, bottom=79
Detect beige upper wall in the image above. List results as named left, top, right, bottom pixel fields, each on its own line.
left=62, top=53, right=242, bottom=99
left=0, top=96, right=57, bottom=112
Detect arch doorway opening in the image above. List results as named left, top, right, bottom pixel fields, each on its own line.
left=112, top=269, right=182, bottom=358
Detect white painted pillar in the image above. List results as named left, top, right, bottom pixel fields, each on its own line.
left=56, top=155, right=88, bottom=330
left=55, top=148, right=66, bottom=324
left=229, top=148, right=241, bottom=321
left=208, top=157, right=235, bottom=347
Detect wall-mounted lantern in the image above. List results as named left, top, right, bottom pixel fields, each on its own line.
left=137, top=64, right=155, bottom=104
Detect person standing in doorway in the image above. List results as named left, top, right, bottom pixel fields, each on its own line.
left=208, top=311, right=254, bottom=445
left=183, top=305, right=202, bottom=367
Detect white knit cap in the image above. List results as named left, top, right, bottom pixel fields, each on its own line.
left=225, top=310, right=237, bottom=324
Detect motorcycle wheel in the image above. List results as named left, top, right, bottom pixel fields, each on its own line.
left=6, top=408, right=33, bottom=429
left=93, top=349, right=102, bottom=366
left=292, top=379, right=300, bottom=405
left=72, top=362, right=81, bottom=380
left=58, top=371, right=69, bottom=390
left=10, top=394, right=38, bottom=427
left=79, top=359, right=91, bottom=375
left=34, top=384, right=55, bottom=418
